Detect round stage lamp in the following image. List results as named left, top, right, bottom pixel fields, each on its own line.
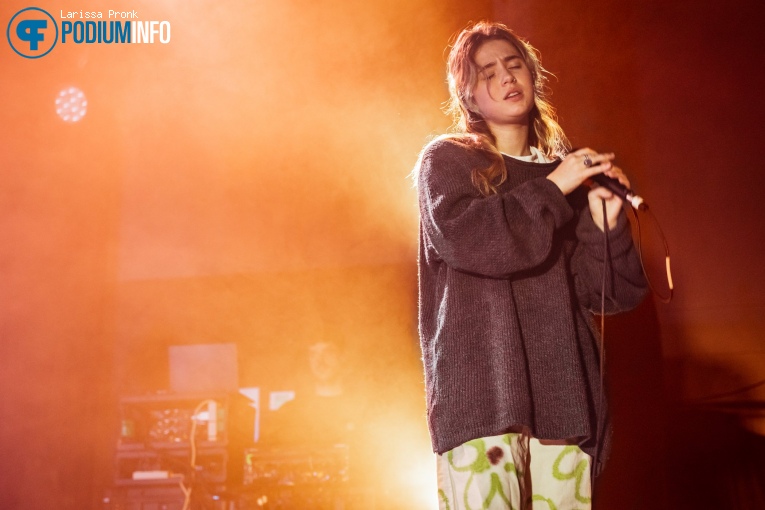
left=55, top=87, right=88, bottom=123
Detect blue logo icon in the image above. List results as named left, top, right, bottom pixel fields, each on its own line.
left=7, top=7, right=58, bottom=58
left=18, top=19, right=47, bottom=50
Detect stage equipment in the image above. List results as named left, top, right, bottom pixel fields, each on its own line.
left=239, top=445, right=353, bottom=509
left=109, top=391, right=254, bottom=510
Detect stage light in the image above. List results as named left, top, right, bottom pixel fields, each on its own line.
left=55, top=87, right=87, bottom=122
left=373, top=415, right=439, bottom=509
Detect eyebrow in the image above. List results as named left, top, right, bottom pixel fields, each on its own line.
left=480, top=55, right=522, bottom=72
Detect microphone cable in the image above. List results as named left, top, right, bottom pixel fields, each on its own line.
left=592, top=199, right=609, bottom=492
left=629, top=204, right=674, bottom=304
left=591, top=197, right=674, bottom=493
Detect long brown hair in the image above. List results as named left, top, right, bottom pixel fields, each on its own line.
left=443, top=21, right=570, bottom=195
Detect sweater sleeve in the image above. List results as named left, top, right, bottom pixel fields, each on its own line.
left=418, top=139, right=574, bottom=278
left=570, top=200, right=648, bottom=313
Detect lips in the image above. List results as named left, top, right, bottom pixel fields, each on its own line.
left=504, top=91, right=521, bottom=100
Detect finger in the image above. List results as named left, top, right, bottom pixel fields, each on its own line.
left=602, top=166, right=631, bottom=188
left=583, top=160, right=612, bottom=179
left=579, top=152, right=615, bottom=173
left=588, top=185, right=617, bottom=201
left=586, top=152, right=615, bottom=166
left=566, top=149, right=591, bottom=166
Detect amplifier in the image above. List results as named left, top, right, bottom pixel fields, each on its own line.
left=115, top=448, right=228, bottom=485
left=115, top=392, right=254, bottom=486
left=118, top=393, right=230, bottom=449
left=243, top=445, right=350, bottom=486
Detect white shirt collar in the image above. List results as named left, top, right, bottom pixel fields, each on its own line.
left=502, top=146, right=551, bottom=163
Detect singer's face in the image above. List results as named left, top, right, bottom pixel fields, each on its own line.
left=471, top=39, right=534, bottom=129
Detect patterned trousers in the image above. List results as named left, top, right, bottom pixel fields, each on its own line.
left=436, top=430, right=592, bottom=510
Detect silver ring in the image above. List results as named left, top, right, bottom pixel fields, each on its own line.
left=583, top=154, right=593, bottom=168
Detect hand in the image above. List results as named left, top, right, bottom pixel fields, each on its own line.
left=546, top=148, right=615, bottom=196
left=588, top=164, right=630, bottom=231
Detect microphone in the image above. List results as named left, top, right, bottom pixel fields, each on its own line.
left=590, top=173, right=647, bottom=211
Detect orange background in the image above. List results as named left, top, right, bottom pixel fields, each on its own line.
left=1, top=0, right=764, bottom=507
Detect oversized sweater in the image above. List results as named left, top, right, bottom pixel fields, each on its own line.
left=417, top=138, right=647, bottom=462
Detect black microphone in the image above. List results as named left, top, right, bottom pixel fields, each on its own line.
left=590, top=173, right=647, bottom=211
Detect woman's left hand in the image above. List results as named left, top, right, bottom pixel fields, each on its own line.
left=587, top=163, right=629, bottom=231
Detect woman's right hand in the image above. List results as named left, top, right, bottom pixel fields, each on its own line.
left=546, top=148, right=615, bottom=195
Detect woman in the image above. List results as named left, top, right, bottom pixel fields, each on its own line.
left=415, top=21, right=647, bottom=509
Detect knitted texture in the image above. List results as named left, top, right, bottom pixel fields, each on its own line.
left=417, top=138, right=647, bottom=462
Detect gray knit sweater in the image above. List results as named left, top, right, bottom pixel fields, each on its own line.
left=417, top=138, right=647, bottom=461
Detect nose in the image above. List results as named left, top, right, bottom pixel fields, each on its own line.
left=497, top=65, right=516, bottom=85
left=501, top=69, right=517, bottom=85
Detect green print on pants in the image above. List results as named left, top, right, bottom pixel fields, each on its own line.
left=445, top=435, right=520, bottom=510
left=552, top=445, right=591, bottom=505
left=437, top=433, right=592, bottom=510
